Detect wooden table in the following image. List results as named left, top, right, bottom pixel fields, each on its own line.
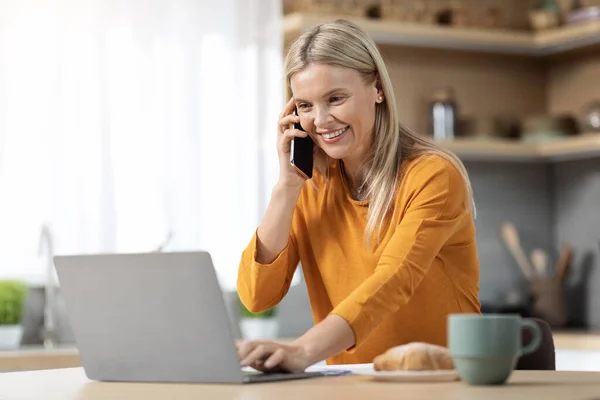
left=1, top=367, right=600, bottom=400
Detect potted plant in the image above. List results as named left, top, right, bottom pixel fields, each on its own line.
left=238, top=296, right=279, bottom=340
left=0, top=280, right=28, bottom=349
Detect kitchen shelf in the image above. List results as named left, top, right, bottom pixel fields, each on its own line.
left=438, top=133, right=600, bottom=162
left=284, top=13, right=600, bottom=56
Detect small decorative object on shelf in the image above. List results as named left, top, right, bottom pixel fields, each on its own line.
left=412, top=0, right=434, bottom=24
left=566, top=5, right=600, bottom=25
left=435, top=2, right=471, bottom=27
left=380, top=0, right=404, bottom=21
left=0, top=280, right=28, bottom=350
left=529, top=0, right=562, bottom=31
left=380, top=0, right=520, bottom=30
left=430, top=87, right=459, bottom=141
left=286, top=0, right=380, bottom=18
left=519, top=113, right=579, bottom=143
left=459, top=115, right=519, bottom=141
left=381, top=0, right=434, bottom=24
left=570, top=0, right=584, bottom=10
left=481, top=6, right=505, bottom=29
left=581, top=101, right=600, bottom=132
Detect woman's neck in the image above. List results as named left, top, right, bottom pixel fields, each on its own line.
left=340, top=158, right=365, bottom=199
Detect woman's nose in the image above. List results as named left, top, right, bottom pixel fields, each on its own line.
left=313, top=106, right=334, bottom=129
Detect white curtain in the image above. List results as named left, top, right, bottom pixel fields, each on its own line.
left=0, top=0, right=283, bottom=290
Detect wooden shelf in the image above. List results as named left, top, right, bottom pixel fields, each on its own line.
left=535, top=19, right=600, bottom=55
left=438, top=133, right=600, bottom=162
left=284, top=13, right=600, bottom=56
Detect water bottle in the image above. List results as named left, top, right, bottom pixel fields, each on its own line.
left=430, top=87, right=458, bottom=141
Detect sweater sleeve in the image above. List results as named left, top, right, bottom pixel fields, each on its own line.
left=236, top=210, right=302, bottom=313
left=330, top=159, right=470, bottom=349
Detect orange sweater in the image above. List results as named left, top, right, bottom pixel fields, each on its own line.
left=237, top=154, right=480, bottom=365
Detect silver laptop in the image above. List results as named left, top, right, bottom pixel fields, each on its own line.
left=53, top=251, right=350, bottom=384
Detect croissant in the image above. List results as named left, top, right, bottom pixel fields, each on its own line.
left=373, top=342, right=455, bottom=371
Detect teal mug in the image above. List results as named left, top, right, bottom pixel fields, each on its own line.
left=448, top=314, right=542, bottom=385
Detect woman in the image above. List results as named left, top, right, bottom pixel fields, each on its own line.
left=236, top=19, right=480, bottom=373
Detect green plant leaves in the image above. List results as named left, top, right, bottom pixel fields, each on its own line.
left=237, top=293, right=276, bottom=319
left=0, top=280, right=28, bottom=325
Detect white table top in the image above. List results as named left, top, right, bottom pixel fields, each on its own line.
left=2, top=364, right=600, bottom=400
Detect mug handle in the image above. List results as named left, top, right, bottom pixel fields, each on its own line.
left=520, top=319, right=543, bottom=356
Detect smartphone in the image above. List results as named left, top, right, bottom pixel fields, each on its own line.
left=289, top=108, right=314, bottom=179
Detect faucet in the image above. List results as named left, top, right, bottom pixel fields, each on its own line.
left=38, top=224, right=57, bottom=349
left=153, top=230, right=174, bottom=252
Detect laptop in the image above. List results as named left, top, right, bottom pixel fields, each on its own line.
left=53, top=251, right=350, bottom=384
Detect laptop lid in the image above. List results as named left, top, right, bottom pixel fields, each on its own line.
left=54, top=251, right=245, bottom=384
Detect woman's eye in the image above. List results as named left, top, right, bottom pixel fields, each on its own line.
left=330, top=96, right=344, bottom=103
left=297, top=103, right=309, bottom=109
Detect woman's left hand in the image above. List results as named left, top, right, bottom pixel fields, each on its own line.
left=236, top=340, right=313, bottom=373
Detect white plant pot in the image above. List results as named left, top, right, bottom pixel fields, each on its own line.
left=0, top=325, right=23, bottom=349
left=240, top=318, right=279, bottom=340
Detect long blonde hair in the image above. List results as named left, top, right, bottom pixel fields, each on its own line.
left=284, top=19, right=475, bottom=244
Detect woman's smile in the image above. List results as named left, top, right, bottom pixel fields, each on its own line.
left=319, top=125, right=349, bottom=142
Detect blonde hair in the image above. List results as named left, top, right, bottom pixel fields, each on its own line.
left=284, top=19, right=475, bottom=244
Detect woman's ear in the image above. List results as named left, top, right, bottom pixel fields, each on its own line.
left=373, top=74, right=384, bottom=103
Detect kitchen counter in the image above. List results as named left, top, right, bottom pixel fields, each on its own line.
left=551, top=330, right=600, bottom=350
left=1, top=331, right=599, bottom=373
left=0, top=345, right=80, bottom=372
left=1, top=366, right=600, bottom=400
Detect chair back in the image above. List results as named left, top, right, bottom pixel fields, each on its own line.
left=516, top=317, right=556, bottom=370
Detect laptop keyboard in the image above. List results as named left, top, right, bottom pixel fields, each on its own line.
left=243, top=369, right=352, bottom=383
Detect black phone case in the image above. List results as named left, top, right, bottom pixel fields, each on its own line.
left=290, top=111, right=314, bottom=179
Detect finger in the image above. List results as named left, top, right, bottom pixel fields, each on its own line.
left=249, top=360, right=270, bottom=373
left=237, top=340, right=259, bottom=362
left=247, top=358, right=263, bottom=370
left=240, top=344, right=273, bottom=367
left=279, top=97, right=296, bottom=119
left=241, top=344, right=272, bottom=366
left=250, top=360, right=285, bottom=373
left=278, top=113, right=300, bottom=133
left=264, top=348, right=286, bottom=370
left=282, top=128, right=308, bottom=139
left=250, top=356, right=286, bottom=373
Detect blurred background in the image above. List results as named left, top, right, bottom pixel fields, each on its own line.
left=0, top=0, right=599, bottom=350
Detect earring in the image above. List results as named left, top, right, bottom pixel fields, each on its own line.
left=377, top=95, right=383, bottom=103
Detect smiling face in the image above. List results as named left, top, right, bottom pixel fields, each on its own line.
left=290, top=63, right=382, bottom=171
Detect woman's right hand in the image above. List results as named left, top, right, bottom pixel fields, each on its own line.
left=277, top=97, right=310, bottom=189
left=250, top=97, right=308, bottom=265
